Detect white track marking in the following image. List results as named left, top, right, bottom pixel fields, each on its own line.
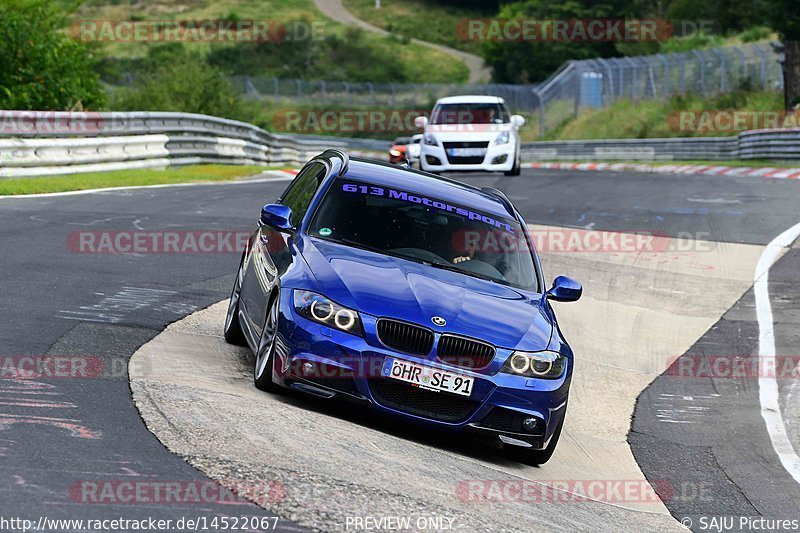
left=0, top=172, right=295, bottom=200
left=755, top=222, right=800, bottom=484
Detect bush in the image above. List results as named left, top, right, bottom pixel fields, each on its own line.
left=0, top=0, right=104, bottom=110
left=107, top=45, right=261, bottom=122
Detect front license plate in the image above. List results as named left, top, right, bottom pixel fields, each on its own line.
left=382, top=358, right=474, bottom=397
left=448, top=148, right=486, bottom=158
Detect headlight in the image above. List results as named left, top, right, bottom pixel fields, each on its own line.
left=494, top=131, right=510, bottom=145
left=423, top=133, right=438, bottom=146
left=293, top=290, right=364, bottom=337
left=389, top=149, right=402, bottom=157
left=502, top=350, right=565, bottom=379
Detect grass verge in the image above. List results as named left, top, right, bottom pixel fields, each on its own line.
left=549, top=90, right=784, bottom=141
left=0, top=164, right=272, bottom=196
left=342, top=0, right=491, bottom=54
left=75, top=0, right=468, bottom=83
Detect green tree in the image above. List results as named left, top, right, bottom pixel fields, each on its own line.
left=108, top=46, right=242, bottom=117
left=481, top=0, right=643, bottom=83
left=0, top=0, right=104, bottom=110
left=765, top=0, right=800, bottom=108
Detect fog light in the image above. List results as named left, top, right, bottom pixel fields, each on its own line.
left=425, top=155, right=441, bottom=165
left=492, top=154, right=508, bottom=164
left=522, top=417, right=539, bottom=432
left=302, top=362, right=315, bottom=375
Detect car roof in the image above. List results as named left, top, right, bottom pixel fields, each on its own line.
left=339, top=159, right=515, bottom=220
left=435, top=95, right=506, bottom=105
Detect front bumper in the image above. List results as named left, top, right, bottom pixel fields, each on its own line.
left=420, top=142, right=516, bottom=172
left=271, top=295, right=570, bottom=450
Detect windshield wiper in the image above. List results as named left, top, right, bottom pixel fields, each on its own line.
left=425, top=260, right=499, bottom=284
left=321, top=237, right=386, bottom=255
left=319, top=237, right=427, bottom=265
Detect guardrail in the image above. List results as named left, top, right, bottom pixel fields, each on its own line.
left=0, top=111, right=389, bottom=178
left=522, top=129, right=800, bottom=162
left=1, top=110, right=798, bottom=178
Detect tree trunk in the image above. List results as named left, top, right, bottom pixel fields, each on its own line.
left=784, top=39, right=800, bottom=110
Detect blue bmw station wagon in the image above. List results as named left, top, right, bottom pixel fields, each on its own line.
left=225, top=150, right=581, bottom=464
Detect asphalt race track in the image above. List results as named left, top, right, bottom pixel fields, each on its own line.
left=2, top=166, right=799, bottom=531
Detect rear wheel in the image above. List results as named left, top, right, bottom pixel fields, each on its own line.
left=223, top=254, right=247, bottom=346
left=254, top=290, right=282, bottom=392
left=502, top=413, right=564, bottom=465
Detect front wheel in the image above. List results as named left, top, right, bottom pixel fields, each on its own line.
left=504, top=149, right=521, bottom=176
left=254, top=290, right=282, bottom=392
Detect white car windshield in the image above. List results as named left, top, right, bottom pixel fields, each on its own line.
left=431, top=103, right=510, bottom=125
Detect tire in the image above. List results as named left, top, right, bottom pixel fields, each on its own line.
left=223, top=254, right=247, bottom=346
left=504, top=148, right=521, bottom=176
left=253, top=289, right=282, bottom=392
left=502, top=412, right=565, bottom=465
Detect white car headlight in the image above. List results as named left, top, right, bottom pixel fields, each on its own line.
left=494, top=131, right=511, bottom=145
left=423, top=133, right=438, bottom=146
left=293, top=290, right=363, bottom=337
left=503, top=350, right=565, bottom=379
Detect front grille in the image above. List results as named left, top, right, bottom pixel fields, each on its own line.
left=437, top=335, right=495, bottom=369
left=442, top=141, right=490, bottom=149
left=443, top=141, right=488, bottom=165
left=446, top=156, right=485, bottom=164
left=478, top=408, right=544, bottom=435
left=369, top=378, right=478, bottom=422
left=377, top=319, right=434, bottom=356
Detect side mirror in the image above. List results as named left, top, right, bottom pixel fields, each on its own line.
left=260, top=204, right=294, bottom=232
left=511, top=114, right=526, bottom=128
left=414, top=116, right=429, bottom=129
left=546, top=276, right=582, bottom=302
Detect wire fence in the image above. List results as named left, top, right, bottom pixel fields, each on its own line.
left=234, top=77, right=540, bottom=113
left=232, top=42, right=782, bottom=137
left=532, top=41, right=784, bottom=136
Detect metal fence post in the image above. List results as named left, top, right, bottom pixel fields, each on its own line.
left=596, top=58, right=613, bottom=104
left=531, top=88, right=545, bottom=138
left=692, top=50, right=706, bottom=95
left=711, top=48, right=725, bottom=93
left=624, top=57, right=638, bottom=100
left=754, top=45, right=768, bottom=89
left=732, top=46, right=747, bottom=86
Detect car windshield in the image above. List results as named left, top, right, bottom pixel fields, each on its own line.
left=308, top=178, right=538, bottom=291
left=431, top=103, right=510, bottom=125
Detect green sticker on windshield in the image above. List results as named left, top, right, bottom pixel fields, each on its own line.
left=319, top=227, right=332, bottom=236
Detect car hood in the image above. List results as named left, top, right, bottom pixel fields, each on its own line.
left=426, top=124, right=513, bottom=143
left=301, top=238, right=552, bottom=350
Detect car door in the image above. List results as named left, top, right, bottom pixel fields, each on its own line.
left=241, top=162, right=327, bottom=337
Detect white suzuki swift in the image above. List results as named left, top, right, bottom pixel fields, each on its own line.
left=415, top=95, right=525, bottom=176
